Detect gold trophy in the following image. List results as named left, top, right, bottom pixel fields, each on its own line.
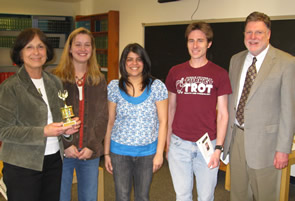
left=58, top=90, right=76, bottom=126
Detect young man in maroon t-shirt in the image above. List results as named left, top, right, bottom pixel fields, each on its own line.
left=165, top=22, right=232, bottom=201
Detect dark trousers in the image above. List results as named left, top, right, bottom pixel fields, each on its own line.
left=3, top=151, right=62, bottom=201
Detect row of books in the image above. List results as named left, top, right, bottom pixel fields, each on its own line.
left=97, top=53, right=108, bottom=67
left=75, top=21, right=91, bottom=31
left=75, top=19, right=108, bottom=32
left=36, top=20, right=72, bottom=33
left=47, top=37, right=60, bottom=48
left=95, top=19, right=108, bottom=32
left=95, top=36, right=108, bottom=49
left=0, top=17, right=32, bottom=31
left=0, top=72, right=15, bottom=84
left=0, top=16, right=72, bottom=33
left=0, top=36, right=16, bottom=48
left=0, top=36, right=60, bottom=48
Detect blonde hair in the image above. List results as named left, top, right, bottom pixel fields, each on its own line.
left=54, top=27, right=103, bottom=85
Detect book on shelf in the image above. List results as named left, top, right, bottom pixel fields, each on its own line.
left=94, top=36, right=108, bottom=49
left=95, top=20, right=101, bottom=32
left=0, top=17, right=31, bottom=31
left=100, top=19, right=108, bottom=31
left=0, top=15, right=73, bottom=49
left=96, top=54, right=108, bottom=67
left=0, top=72, right=15, bottom=84
left=0, top=36, right=16, bottom=48
left=76, top=21, right=91, bottom=31
left=33, top=16, right=72, bottom=33
left=95, top=19, right=108, bottom=32
left=37, top=20, right=72, bottom=33
left=47, top=37, right=60, bottom=48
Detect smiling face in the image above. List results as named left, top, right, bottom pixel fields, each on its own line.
left=125, top=51, right=144, bottom=78
left=21, top=35, right=47, bottom=72
left=70, top=33, right=92, bottom=65
left=187, top=29, right=212, bottom=61
left=244, top=21, right=271, bottom=56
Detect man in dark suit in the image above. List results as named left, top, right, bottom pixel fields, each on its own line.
left=223, top=11, right=295, bottom=201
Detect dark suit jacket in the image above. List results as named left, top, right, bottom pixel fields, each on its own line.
left=223, top=45, right=295, bottom=169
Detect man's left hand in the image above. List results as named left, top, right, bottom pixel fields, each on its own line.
left=273, top=151, right=289, bottom=169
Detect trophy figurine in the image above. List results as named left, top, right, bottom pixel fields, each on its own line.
left=58, top=90, right=76, bottom=126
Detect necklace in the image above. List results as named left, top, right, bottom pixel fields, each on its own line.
left=76, top=74, right=85, bottom=86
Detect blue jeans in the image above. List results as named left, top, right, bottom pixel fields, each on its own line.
left=59, top=157, right=100, bottom=201
left=111, top=152, right=154, bottom=201
left=168, top=134, right=219, bottom=201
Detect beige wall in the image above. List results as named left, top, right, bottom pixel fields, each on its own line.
left=88, top=0, right=295, bottom=55
left=1, top=0, right=295, bottom=65
left=0, top=0, right=81, bottom=16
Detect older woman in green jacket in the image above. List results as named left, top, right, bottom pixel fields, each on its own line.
left=0, top=28, right=80, bottom=201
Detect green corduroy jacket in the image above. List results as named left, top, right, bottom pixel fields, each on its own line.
left=0, top=66, right=66, bottom=171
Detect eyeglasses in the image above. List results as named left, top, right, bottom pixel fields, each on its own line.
left=244, top=31, right=266, bottom=37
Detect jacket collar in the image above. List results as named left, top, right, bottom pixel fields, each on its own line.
left=232, top=45, right=276, bottom=105
left=17, top=66, right=42, bottom=99
left=247, top=45, right=276, bottom=102
left=17, top=66, right=57, bottom=102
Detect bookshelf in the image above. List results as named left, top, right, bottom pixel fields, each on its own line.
left=75, top=11, right=119, bottom=83
left=0, top=14, right=73, bottom=82
left=0, top=14, right=73, bottom=49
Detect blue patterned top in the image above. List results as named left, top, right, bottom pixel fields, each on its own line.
left=108, top=79, right=168, bottom=156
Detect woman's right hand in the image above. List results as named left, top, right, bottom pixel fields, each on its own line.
left=64, top=145, right=79, bottom=158
left=43, top=121, right=79, bottom=137
left=104, top=155, right=113, bottom=174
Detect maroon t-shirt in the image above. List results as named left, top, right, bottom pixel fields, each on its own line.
left=165, top=61, right=232, bottom=142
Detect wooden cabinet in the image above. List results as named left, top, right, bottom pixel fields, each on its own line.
left=75, top=11, right=119, bottom=83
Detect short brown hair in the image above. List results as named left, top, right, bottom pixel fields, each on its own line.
left=245, top=11, right=271, bottom=30
left=185, top=22, right=213, bottom=43
left=11, top=28, right=54, bottom=67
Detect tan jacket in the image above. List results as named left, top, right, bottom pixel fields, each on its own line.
left=223, top=45, right=295, bottom=169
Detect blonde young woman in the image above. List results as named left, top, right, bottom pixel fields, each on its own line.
left=54, top=27, right=108, bottom=201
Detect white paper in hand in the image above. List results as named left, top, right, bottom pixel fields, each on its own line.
left=196, top=133, right=214, bottom=165
left=220, top=152, right=229, bottom=165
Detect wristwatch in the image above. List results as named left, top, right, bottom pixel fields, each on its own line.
left=215, top=145, right=223, bottom=152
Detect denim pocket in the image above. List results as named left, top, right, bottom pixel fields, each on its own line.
left=171, top=134, right=182, bottom=147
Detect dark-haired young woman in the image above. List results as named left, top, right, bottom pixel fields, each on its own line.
left=104, top=43, right=168, bottom=201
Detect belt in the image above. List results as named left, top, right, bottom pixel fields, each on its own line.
left=235, top=124, right=244, bottom=131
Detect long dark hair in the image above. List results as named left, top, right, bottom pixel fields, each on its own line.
left=119, top=43, right=155, bottom=95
